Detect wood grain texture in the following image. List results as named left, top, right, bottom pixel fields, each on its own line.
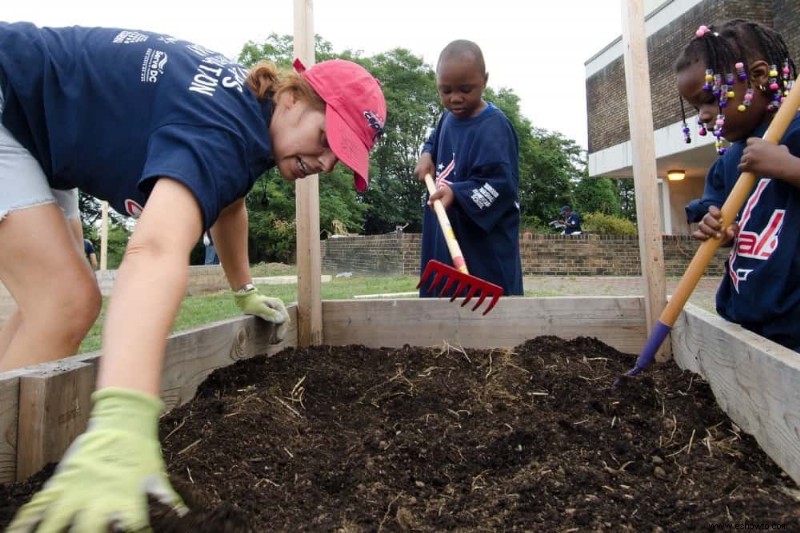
left=672, top=304, right=800, bottom=485
left=322, top=297, right=648, bottom=354
left=16, top=361, right=96, bottom=480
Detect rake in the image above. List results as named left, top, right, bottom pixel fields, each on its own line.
left=616, top=79, right=800, bottom=384
left=417, top=174, right=504, bottom=315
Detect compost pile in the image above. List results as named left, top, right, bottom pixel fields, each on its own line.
left=2, top=336, right=799, bottom=531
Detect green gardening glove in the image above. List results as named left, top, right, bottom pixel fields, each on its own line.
left=7, top=387, right=187, bottom=533
left=234, top=284, right=289, bottom=342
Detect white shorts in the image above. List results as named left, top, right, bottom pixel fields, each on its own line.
left=0, top=88, right=77, bottom=222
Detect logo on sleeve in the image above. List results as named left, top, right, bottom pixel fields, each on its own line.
left=471, top=183, right=499, bottom=210
left=113, top=31, right=149, bottom=44
left=124, top=199, right=144, bottom=219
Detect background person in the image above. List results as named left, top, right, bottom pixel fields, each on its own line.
left=203, top=231, right=220, bottom=265
left=84, top=238, right=98, bottom=270
left=559, top=205, right=582, bottom=235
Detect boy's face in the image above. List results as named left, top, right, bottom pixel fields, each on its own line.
left=436, top=56, right=488, bottom=119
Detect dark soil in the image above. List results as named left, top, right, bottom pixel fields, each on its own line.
left=2, top=336, right=799, bottom=531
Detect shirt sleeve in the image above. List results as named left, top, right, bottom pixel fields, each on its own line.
left=140, top=124, right=252, bottom=231
left=449, top=114, right=520, bottom=233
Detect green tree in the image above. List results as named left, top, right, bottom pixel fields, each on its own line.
left=574, top=176, right=620, bottom=216
left=359, top=49, right=439, bottom=234
left=519, top=128, right=585, bottom=227
left=616, top=177, right=637, bottom=221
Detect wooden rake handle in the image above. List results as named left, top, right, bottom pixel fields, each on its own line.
left=661, top=82, right=800, bottom=328
left=424, top=174, right=469, bottom=274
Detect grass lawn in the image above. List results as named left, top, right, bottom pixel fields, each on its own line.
left=78, top=273, right=421, bottom=353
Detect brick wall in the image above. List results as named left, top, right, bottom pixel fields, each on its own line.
left=321, top=233, right=727, bottom=278
left=587, top=0, right=793, bottom=153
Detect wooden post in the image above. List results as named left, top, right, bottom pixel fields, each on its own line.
left=621, top=0, right=669, bottom=361
left=100, top=200, right=109, bottom=271
left=293, top=0, right=323, bottom=347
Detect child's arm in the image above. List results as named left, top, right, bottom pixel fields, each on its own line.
left=738, top=137, right=800, bottom=186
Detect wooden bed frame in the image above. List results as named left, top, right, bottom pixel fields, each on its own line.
left=2, top=296, right=797, bottom=488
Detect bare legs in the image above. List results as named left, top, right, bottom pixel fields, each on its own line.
left=0, top=203, right=101, bottom=371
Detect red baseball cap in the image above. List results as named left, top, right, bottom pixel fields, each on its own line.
left=298, top=59, right=387, bottom=192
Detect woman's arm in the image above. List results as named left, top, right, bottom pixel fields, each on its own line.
left=209, top=197, right=252, bottom=291
left=97, top=178, right=203, bottom=395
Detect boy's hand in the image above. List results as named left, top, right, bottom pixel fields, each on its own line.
left=691, top=205, right=738, bottom=245
left=428, top=184, right=455, bottom=210
left=8, top=388, right=187, bottom=533
left=234, top=286, right=289, bottom=342
left=414, top=152, right=435, bottom=183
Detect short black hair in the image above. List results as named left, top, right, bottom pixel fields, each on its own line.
left=437, top=39, right=486, bottom=74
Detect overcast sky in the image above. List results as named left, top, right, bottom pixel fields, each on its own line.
left=3, top=1, right=624, bottom=148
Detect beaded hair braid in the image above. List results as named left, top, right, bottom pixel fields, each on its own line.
left=675, top=19, right=796, bottom=155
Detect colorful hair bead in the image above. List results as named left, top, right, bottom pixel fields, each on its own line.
left=738, top=88, right=754, bottom=112
left=712, top=73, right=722, bottom=98
left=735, top=62, right=747, bottom=81
left=696, top=25, right=710, bottom=38
left=703, top=69, right=714, bottom=91
left=698, top=118, right=707, bottom=136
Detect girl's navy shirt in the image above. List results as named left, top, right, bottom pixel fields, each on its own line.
left=0, top=22, right=274, bottom=230
left=701, top=116, right=800, bottom=349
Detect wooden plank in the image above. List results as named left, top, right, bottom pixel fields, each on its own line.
left=322, top=297, right=647, bottom=354
left=0, top=367, right=35, bottom=483
left=672, top=304, right=800, bottom=485
left=17, top=361, right=96, bottom=480
left=293, top=0, right=323, bottom=347
left=159, top=310, right=297, bottom=412
left=620, top=0, right=669, bottom=360
left=0, top=310, right=294, bottom=481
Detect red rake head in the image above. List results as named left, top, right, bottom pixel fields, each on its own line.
left=417, top=260, right=503, bottom=315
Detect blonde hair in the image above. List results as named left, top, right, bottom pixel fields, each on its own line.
left=246, top=61, right=325, bottom=111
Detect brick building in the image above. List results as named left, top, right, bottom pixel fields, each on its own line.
left=586, top=0, right=800, bottom=234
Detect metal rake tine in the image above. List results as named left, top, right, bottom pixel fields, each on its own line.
left=416, top=264, right=433, bottom=289
left=427, top=271, right=445, bottom=293
left=470, top=291, right=489, bottom=312
left=481, top=291, right=502, bottom=315
left=460, top=284, right=480, bottom=307
left=449, top=280, right=468, bottom=302
left=438, top=276, right=457, bottom=298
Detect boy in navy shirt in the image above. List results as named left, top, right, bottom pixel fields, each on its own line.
left=414, top=39, right=522, bottom=297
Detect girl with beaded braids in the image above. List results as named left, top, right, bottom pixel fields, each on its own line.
left=677, top=19, right=800, bottom=352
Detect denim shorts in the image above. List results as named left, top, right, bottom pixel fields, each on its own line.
left=0, top=88, right=78, bottom=222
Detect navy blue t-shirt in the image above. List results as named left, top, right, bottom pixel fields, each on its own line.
left=420, top=104, right=523, bottom=297
left=0, top=22, right=274, bottom=229
left=699, top=116, right=800, bottom=350
left=564, top=212, right=582, bottom=234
